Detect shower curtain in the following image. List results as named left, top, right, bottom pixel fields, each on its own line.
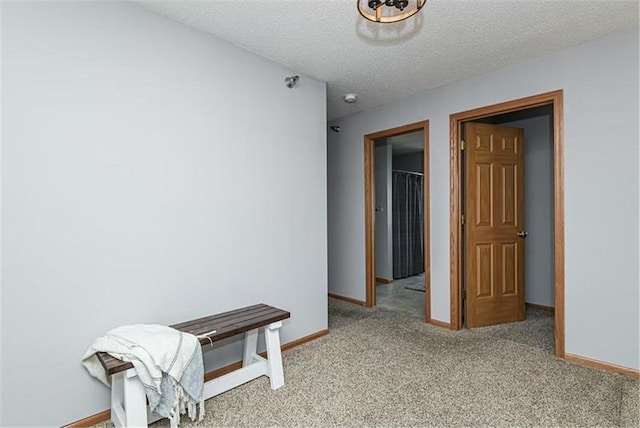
left=392, top=171, right=424, bottom=279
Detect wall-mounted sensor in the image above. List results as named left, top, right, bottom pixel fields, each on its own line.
left=330, top=125, right=341, bottom=133
left=343, top=93, right=358, bottom=103
left=285, top=75, right=300, bottom=88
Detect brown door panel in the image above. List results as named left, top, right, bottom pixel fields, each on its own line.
left=465, top=122, right=525, bottom=328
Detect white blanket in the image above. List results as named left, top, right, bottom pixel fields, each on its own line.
left=82, top=324, right=204, bottom=423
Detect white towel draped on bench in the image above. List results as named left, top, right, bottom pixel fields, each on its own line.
left=82, top=324, right=205, bottom=424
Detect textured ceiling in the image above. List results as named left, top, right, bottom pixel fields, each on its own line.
left=136, top=0, right=638, bottom=120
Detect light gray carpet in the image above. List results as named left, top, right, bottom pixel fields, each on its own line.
left=476, top=306, right=555, bottom=354
left=94, top=299, right=639, bottom=427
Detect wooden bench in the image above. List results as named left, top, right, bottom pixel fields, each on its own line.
left=97, top=304, right=290, bottom=428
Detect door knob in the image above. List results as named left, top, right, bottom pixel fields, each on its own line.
left=517, top=231, right=528, bottom=238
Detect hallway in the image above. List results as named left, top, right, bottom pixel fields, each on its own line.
left=375, top=274, right=425, bottom=318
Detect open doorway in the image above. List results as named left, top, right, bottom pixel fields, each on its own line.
left=375, top=131, right=425, bottom=318
left=449, top=90, right=565, bottom=358
left=364, top=120, right=431, bottom=322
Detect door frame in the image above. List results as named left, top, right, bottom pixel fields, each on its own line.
left=364, top=120, right=431, bottom=322
left=449, top=90, right=565, bottom=358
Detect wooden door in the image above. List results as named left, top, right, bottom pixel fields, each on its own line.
left=465, top=122, right=525, bottom=328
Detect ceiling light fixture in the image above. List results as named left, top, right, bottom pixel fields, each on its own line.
left=357, top=0, right=426, bottom=23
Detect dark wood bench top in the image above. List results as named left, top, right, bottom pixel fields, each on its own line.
left=97, top=304, right=290, bottom=376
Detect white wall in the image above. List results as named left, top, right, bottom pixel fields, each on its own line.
left=1, top=1, right=327, bottom=426
left=0, top=2, right=4, bottom=423
left=501, top=115, right=554, bottom=308
left=374, top=144, right=393, bottom=280
left=328, top=28, right=639, bottom=369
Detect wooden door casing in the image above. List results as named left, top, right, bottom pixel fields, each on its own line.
left=465, top=122, right=525, bottom=328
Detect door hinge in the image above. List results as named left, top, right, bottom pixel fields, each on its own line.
left=461, top=140, right=466, bottom=151
left=461, top=214, right=465, bottom=225
left=462, top=289, right=467, bottom=300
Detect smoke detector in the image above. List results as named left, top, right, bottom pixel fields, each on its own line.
left=343, top=93, right=358, bottom=104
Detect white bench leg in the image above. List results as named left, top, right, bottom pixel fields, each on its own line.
left=111, top=370, right=148, bottom=428
left=123, top=372, right=148, bottom=428
left=243, top=328, right=259, bottom=366
left=264, top=321, right=284, bottom=390
left=111, top=373, right=125, bottom=428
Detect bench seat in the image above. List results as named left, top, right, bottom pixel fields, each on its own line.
left=97, top=304, right=290, bottom=375
left=97, top=303, right=290, bottom=427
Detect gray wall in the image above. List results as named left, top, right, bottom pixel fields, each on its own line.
left=328, top=28, right=639, bottom=370
left=374, top=145, right=393, bottom=280
left=1, top=2, right=327, bottom=426
left=501, top=115, right=554, bottom=308
left=393, top=152, right=424, bottom=173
